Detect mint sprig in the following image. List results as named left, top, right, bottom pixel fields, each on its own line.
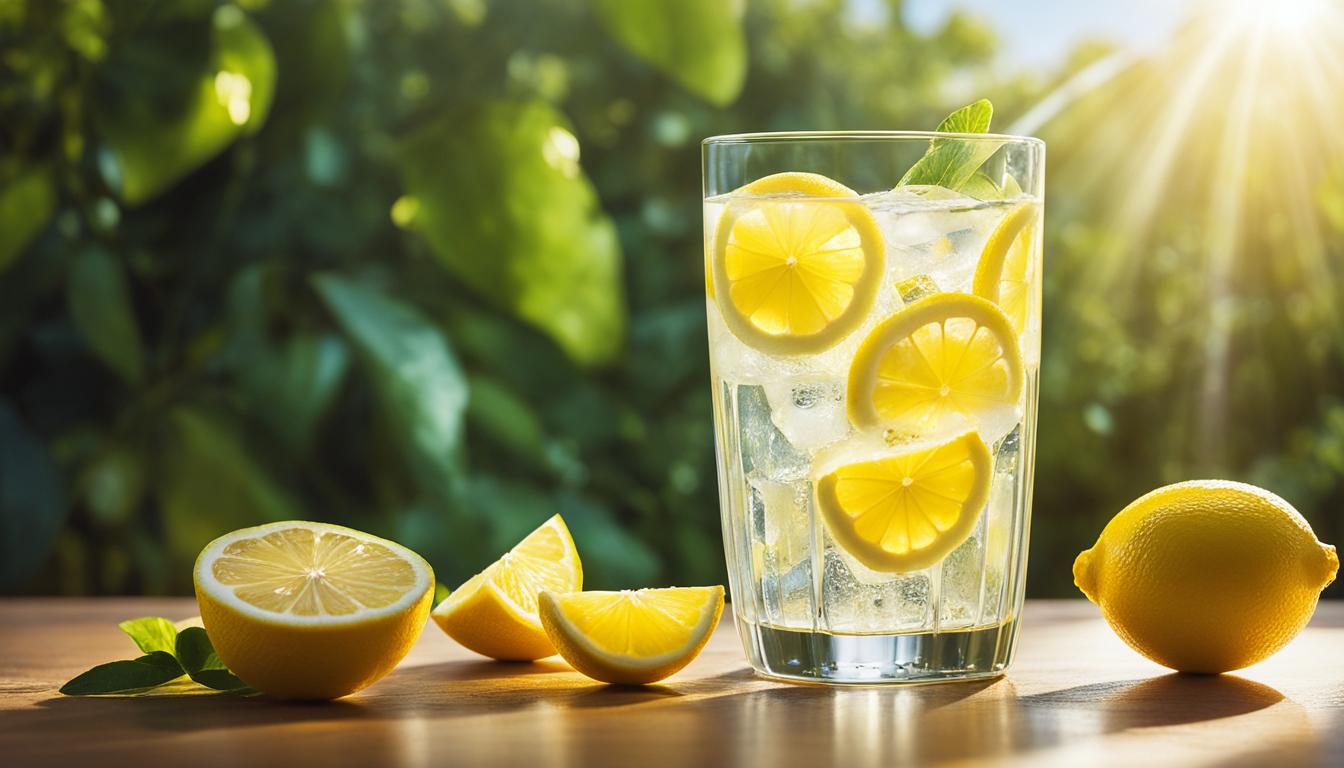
left=898, top=98, right=1006, bottom=191
left=60, top=616, right=252, bottom=696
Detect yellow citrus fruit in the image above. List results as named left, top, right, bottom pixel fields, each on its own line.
left=972, top=201, right=1041, bottom=335
left=816, top=432, right=992, bottom=572
left=538, top=586, right=725, bottom=685
left=1074, top=480, right=1338, bottom=673
left=432, top=515, right=581, bottom=661
left=712, top=172, right=885, bottom=355
left=194, top=521, right=434, bottom=700
left=846, top=293, right=1023, bottom=434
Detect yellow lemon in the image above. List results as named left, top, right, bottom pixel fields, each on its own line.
left=816, top=432, right=992, bottom=572
left=538, top=586, right=725, bottom=685
left=194, top=521, right=434, bottom=700
left=432, top=515, right=581, bottom=661
left=847, top=293, right=1023, bottom=434
left=1074, top=480, right=1338, bottom=673
left=972, top=201, right=1041, bottom=335
left=712, top=172, right=885, bottom=355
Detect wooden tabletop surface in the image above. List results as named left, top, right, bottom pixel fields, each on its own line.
left=1, top=599, right=1340, bottom=767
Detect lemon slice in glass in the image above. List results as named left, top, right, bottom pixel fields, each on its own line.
left=539, top=586, right=725, bottom=685
left=972, top=201, right=1040, bottom=335
left=816, top=432, right=992, bottom=572
left=193, top=521, right=435, bottom=699
left=847, top=293, right=1024, bottom=436
left=432, top=514, right=582, bottom=661
left=711, top=172, right=885, bottom=355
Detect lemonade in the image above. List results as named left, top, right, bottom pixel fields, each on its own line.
left=703, top=129, right=1044, bottom=683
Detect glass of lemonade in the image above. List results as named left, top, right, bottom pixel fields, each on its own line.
left=703, top=131, right=1044, bottom=683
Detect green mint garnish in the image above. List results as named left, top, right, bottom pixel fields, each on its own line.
left=118, top=616, right=179, bottom=656
left=175, top=627, right=250, bottom=692
left=898, top=99, right=1005, bottom=191
left=59, top=651, right=184, bottom=695
left=61, top=616, right=252, bottom=696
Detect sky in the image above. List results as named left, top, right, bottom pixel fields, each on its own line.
left=877, top=0, right=1199, bottom=69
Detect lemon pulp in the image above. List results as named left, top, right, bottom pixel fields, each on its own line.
left=847, top=293, right=1023, bottom=435
left=712, top=172, right=884, bottom=355
left=816, top=432, right=992, bottom=572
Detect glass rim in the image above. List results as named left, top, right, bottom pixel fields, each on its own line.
left=703, top=130, right=1044, bottom=147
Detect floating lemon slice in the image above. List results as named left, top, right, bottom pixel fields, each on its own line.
left=972, top=202, right=1040, bottom=335
left=712, top=172, right=885, bottom=355
left=817, top=432, right=992, bottom=572
left=847, top=293, right=1024, bottom=435
left=432, top=515, right=582, bottom=661
left=193, top=521, right=435, bottom=699
left=539, top=586, right=725, bottom=685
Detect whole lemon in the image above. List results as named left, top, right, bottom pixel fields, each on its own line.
left=1074, top=480, right=1337, bottom=673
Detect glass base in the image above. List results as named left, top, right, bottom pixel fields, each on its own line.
left=738, top=617, right=1020, bottom=685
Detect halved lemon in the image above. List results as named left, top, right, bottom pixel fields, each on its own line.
left=194, top=521, right=435, bottom=699
left=817, top=432, right=992, bottom=572
left=712, top=172, right=884, bottom=355
left=432, top=515, right=581, bottom=661
left=538, top=586, right=725, bottom=685
left=972, top=202, right=1041, bottom=334
left=847, top=293, right=1024, bottom=435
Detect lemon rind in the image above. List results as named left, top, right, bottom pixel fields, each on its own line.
left=971, top=200, right=1040, bottom=303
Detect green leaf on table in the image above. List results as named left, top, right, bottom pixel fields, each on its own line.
left=175, top=627, right=249, bottom=691
left=398, top=100, right=625, bottom=367
left=60, top=651, right=183, bottom=695
left=898, top=99, right=1004, bottom=191
left=313, top=274, right=468, bottom=491
left=94, top=5, right=276, bottom=206
left=0, top=401, right=67, bottom=589
left=591, top=0, right=746, bottom=106
left=67, top=248, right=145, bottom=385
left=118, top=616, right=178, bottom=655
left=158, top=407, right=302, bottom=570
left=0, top=166, right=56, bottom=275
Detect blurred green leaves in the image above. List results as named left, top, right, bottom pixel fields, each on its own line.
left=592, top=0, right=746, bottom=106
left=0, top=402, right=66, bottom=588
left=66, top=248, right=144, bottom=385
left=95, top=5, right=276, bottom=205
left=158, top=407, right=301, bottom=569
left=398, top=101, right=625, bottom=367
left=313, top=274, right=468, bottom=495
left=0, top=167, right=55, bottom=274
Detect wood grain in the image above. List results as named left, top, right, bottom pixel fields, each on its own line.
left=1, top=599, right=1340, bottom=767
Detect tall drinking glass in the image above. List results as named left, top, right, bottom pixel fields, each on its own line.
left=703, top=132, right=1044, bottom=683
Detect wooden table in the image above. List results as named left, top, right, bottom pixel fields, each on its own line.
left=1, top=599, right=1340, bottom=767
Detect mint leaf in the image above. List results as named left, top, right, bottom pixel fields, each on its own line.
left=60, top=651, right=184, bottom=695
left=175, top=627, right=250, bottom=692
left=118, top=617, right=179, bottom=656
left=898, top=99, right=1005, bottom=190
left=935, top=98, right=994, bottom=134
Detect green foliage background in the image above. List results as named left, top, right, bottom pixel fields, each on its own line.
left=1, top=0, right=1339, bottom=598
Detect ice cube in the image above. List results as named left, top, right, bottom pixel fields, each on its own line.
left=820, top=539, right=931, bottom=633
left=738, top=385, right=809, bottom=481
left=749, top=475, right=815, bottom=629
left=939, top=530, right=986, bottom=627
left=762, top=378, right=850, bottom=451
left=865, top=188, right=1005, bottom=294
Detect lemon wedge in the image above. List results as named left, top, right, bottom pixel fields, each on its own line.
left=538, top=586, right=725, bottom=685
left=972, top=202, right=1040, bottom=335
left=193, top=521, right=435, bottom=699
left=817, top=432, right=992, bottom=572
left=432, top=514, right=582, bottom=661
left=847, top=293, right=1023, bottom=435
left=711, top=172, right=884, bottom=355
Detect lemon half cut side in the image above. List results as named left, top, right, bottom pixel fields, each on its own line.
left=193, top=521, right=435, bottom=699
